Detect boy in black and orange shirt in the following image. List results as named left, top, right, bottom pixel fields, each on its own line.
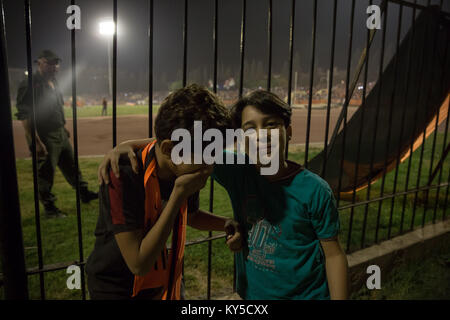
left=86, top=85, right=242, bottom=300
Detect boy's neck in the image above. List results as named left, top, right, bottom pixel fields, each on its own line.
left=259, top=160, right=287, bottom=182
left=154, top=143, right=176, bottom=182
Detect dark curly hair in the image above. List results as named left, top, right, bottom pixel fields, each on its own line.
left=155, top=84, right=230, bottom=148
left=231, top=90, right=292, bottom=128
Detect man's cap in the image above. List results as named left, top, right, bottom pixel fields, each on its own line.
left=35, top=50, right=61, bottom=63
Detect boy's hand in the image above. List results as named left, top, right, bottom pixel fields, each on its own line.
left=174, top=166, right=213, bottom=199
left=224, top=219, right=243, bottom=252
left=98, top=143, right=138, bottom=185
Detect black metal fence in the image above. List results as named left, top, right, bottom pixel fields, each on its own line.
left=0, top=0, right=449, bottom=300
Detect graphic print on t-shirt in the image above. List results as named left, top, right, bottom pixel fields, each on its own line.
left=243, top=195, right=282, bottom=274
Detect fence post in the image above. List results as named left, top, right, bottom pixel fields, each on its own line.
left=0, top=0, right=29, bottom=299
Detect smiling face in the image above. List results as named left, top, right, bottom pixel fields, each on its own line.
left=241, top=104, right=292, bottom=172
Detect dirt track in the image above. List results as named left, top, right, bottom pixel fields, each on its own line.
left=11, top=107, right=360, bottom=159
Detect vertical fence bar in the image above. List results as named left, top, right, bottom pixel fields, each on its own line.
left=148, top=0, right=153, bottom=138
left=443, top=164, right=450, bottom=220
left=433, top=99, right=450, bottom=222
left=342, top=0, right=356, bottom=251
left=266, top=0, right=272, bottom=91
left=239, top=0, right=246, bottom=98
left=375, top=2, right=402, bottom=243
left=326, top=0, right=387, bottom=160
left=236, top=0, right=247, bottom=290
left=422, top=0, right=445, bottom=227
left=321, top=0, right=337, bottom=178
left=287, top=0, right=295, bottom=106
left=24, top=0, right=45, bottom=299
left=371, top=1, right=388, bottom=244
left=182, top=0, right=188, bottom=87
left=411, top=1, right=440, bottom=230
left=70, top=0, right=86, bottom=300
left=112, top=0, right=117, bottom=147
left=393, top=0, right=416, bottom=237
left=357, top=0, right=373, bottom=249
left=400, top=0, right=429, bottom=232
left=0, top=0, right=29, bottom=299
left=206, top=0, right=219, bottom=300
left=360, top=0, right=388, bottom=249
left=337, top=0, right=355, bottom=209
left=304, top=0, right=317, bottom=168
left=400, top=1, right=428, bottom=232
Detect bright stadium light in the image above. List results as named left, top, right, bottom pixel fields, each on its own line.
left=99, top=21, right=115, bottom=36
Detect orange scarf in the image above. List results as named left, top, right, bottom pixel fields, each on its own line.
left=132, top=141, right=187, bottom=299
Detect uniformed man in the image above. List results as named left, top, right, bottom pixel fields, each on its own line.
left=16, top=49, right=98, bottom=218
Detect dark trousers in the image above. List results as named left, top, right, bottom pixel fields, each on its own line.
left=30, top=127, right=88, bottom=209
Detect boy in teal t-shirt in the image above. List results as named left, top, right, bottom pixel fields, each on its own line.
left=211, top=90, right=347, bottom=299
left=213, top=155, right=341, bottom=299
left=99, top=90, right=348, bottom=300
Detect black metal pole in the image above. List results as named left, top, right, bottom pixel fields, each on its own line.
left=433, top=100, right=450, bottom=222
left=393, top=0, right=417, bottom=236
left=287, top=0, right=296, bottom=106
left=327, top=0, right=388, bottom=158
left=266, top=0, right=272, bottom=91
left=357, top=0, right=372, bottom=249
left=207, top=0, right=219, bottom=300
left=149, top=0, right=154, bottom=138
left=304, top=0, right=318, bottom=168
left=24, top=0, right=45, bottom=299
left=0, top=0, right=29, bottom=299
left=183, top=0, right=188, bottom=87
left=112, top=0, right=117, bottom=147
left=322, top=0, right=337, bottom=178
left=421, top=0, right=446, bottom=227
left=342, top=0, right=356, bottom=252
left=70, top=0, right=86, bottom=300
left=376, top=2, right=402, bottom=243
left=410, top=1, right=440, bottom=231
left=400, top=0, right=429, bottom=232
left=337, top=0, right=355, bottom=210
left=239, top=0, right=246, bottom=98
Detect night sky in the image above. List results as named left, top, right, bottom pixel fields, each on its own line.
left=3, top=0, right=449, bottom=92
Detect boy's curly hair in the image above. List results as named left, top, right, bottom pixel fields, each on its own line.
left=231, top=90, right=292, bottom=128
left=155, top=84, right=231, bottom=146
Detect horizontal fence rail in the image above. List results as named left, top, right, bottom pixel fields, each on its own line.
left=0, top=0, right=449, bottom=300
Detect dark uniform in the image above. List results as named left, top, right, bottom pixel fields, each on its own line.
left=16, top=50, right=97, bottom=217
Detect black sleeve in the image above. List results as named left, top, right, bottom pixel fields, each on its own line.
left=103, top=164, right=145, bottom=235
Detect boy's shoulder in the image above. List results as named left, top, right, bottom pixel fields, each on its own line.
left=290, top=167, right=334, bottom=200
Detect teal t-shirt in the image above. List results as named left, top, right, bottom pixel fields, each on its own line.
left=213, top=155, right=340, bottom=300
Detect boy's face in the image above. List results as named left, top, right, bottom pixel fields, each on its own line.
left=159, top=139, right=213, bottom=178
left=241, top=105, right=291, bottom=171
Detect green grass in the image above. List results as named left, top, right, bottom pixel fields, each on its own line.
left=351, top=244, right=450, bottom=300
left=11, top=104, right=160, bottom=120
left=2, top=132, right=449, bottom=300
